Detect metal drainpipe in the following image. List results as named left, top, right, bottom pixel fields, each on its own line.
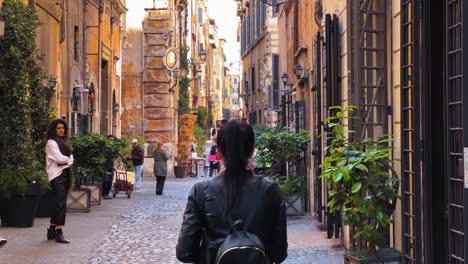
left=98, top=0, right=103, bottom=133
left=83, top=0, right=88, bottom=117
left=294, top=0, right=298, bottom=65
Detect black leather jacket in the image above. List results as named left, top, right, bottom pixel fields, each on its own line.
left=176, top=174, right=288, bottom=264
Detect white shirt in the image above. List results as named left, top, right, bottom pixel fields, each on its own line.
left=45, top=139, right=74, bottom=182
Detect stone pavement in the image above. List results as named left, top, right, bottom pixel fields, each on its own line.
left=0, top=177, right=344, bottom=264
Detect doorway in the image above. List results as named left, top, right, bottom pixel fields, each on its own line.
left=425, top=0, right=465, bottom=263
left=424, top=0, right=446, bottom=263
left=100, top=60, right=109, bottom=135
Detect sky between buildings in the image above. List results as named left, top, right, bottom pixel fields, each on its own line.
left=125, top=0, right=240, bottom=68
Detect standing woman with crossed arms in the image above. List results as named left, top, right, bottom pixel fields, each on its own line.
left=45, top=119, right=74, bottom=243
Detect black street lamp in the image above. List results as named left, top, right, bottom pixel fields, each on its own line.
left=260, top=0, right=287, bottom=6
left=199, top=49, right=207, bottom=62
left=294, top=63, right=303, bottom=79
left=281, top=72, right=288, bottom=85
left=173, top=67, right=181, bottom=79
left=48, top=79, right=58, bottom=89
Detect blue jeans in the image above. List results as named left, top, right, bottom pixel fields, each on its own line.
left=134, top=165, right=143, bottom=190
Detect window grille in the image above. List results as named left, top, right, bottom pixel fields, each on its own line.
left=312, top=32, right=323, bottom=222
left=400, top=0, right=423, bottom=262
left=349, top=0, right=389, bottom=139
left=446, top=0, right=465, bottom=262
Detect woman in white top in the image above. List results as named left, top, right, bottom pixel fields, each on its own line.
left=45, top=119, right=74, bottom=243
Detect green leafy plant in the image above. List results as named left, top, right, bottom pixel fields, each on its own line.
left=194, top=124, right=208, bottom=157
left=72, top=134, right=128, bottom=187
left=0, top=0, right=55, bottom=199
left=254, top=126, right=310, bottom=177
left=319, top=105, right=399, bottom=255
left=196, top=106, right=208, bottom=128
left=272, top=175, right=306, bottom=196
left=180, top=46, right=189, bottom=72
left=178, top=77, right=191, bottom=115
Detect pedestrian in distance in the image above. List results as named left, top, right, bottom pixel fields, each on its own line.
left=102, top=135, right=115, bottom=199
left=153, top=142, right=169, bottom=195
left=176, top=119, right=288, bottom=264
left=45, top=119, right=74, bottom=243
left=208, top=138, right=220, bottom=177
left=127, top=138, right=144, bottom=192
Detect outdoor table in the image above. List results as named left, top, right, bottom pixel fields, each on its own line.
left=188, top=157, right=206, bottom=177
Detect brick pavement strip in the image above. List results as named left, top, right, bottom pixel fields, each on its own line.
left=0, top=177, right=344, bottom=264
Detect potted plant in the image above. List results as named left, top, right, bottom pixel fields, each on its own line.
left=0, top=0, right=55, bottom=227
left=254, top=126, right=310, bottom=215
left=319, top=106, right=401, bottom=262
left=175, top=114, right=197, bottom=178
left=0, top=162, right=49, bottom=227
left=273, top=174, right=307, bottom=216
left=71, top=133, right=129, bottom=206
left=254, top=125, right=310, bottom=178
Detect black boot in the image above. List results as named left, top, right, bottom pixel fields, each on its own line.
left=0, top=238, right=6, bottom=247
left=55, top=229, right=70, bottom=244
left=47, top=227, right=56, bottom=240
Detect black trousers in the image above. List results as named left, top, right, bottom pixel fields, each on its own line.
left=102, top=170, right=113, bottom=196
left=209, top=162, right=219, bottom=177
left=50, top=169, right=70, bottom=226
left=156, top=176, right=166, bottom=194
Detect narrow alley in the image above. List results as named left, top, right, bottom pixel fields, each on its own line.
left=0, top=177, right=343, bottom=264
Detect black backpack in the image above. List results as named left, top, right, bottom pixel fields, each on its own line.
left=215, top=219, right=266, bottom=264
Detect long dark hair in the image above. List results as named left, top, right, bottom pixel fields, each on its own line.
left=46, top=119, right=69, bottom=141
left=216, top=119, right=255, bottom=218
left=46, top=119, right=71, bottom=156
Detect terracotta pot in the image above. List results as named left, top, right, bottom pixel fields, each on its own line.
left=174, top=165, right=188, bottom=178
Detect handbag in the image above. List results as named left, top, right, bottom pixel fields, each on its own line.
left=208, top=154, right=217, bottom=162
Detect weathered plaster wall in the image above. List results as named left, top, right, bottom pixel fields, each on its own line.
left=122, top=28, right=144, bottom=137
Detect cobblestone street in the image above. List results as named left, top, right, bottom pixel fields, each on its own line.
left=0, top=177, right=343, bottom=264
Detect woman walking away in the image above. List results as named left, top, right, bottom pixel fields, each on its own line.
left=176, top=119, right=288, bottom=264
left=45, top=119, right=74, bottom=243
left=208, top=138, right=219, bottom=177
left=153, top=143, right=168, bottom=195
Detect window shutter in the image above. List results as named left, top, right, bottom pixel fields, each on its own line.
left=197, top=8, right=203, bottom=24
left=273, top=55, right=280, bottom=109
left=261, top=2, right=266, bottom=32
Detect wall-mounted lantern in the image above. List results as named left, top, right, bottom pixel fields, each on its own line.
left=71, top=86, right=82, bottom=112
left=281, top=72, right=289, bottom=86
left=294, top=63, right=308, bottom=86
left=48, top=79, right=58, bottom=89
left=260, top=0, right=287, bottom=6
left=199, top=49, right=207, bottom=62
left=294, top=64, right=303, bottom=79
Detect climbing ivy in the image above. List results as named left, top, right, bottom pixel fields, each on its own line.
left=0, top=0, right=55, bottom=198
left=196, top=106, right=208, bottom=128
left=178, top=77, right=191, bottom=115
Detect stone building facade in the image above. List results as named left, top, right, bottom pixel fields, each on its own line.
left=1, top=0, right=127, bottom=136
left=122, top=1, right=189, bottom=177
left=237, top=0, right=280, bottom=127
left=274, top=0, right=468, bottom=262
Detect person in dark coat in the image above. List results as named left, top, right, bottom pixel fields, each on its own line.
left=127, top=139, right=144, bottom=191
left=153, top=143, right=169, bottom=195
left=208, top=138, right=219, bottom=177
left=176, top=119, right=288, bottom=264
